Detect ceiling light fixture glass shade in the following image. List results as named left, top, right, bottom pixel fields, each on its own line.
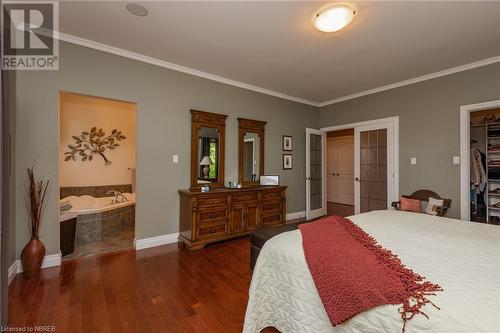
left=315, top=5, right=355, bottom=32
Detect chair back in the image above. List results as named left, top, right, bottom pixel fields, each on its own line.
left=399, top=189, right=451, bottom=216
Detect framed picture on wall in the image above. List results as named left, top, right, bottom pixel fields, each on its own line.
left=282, top=135, right=293, bottom=151
left=283, top=154, right=293, bottom=170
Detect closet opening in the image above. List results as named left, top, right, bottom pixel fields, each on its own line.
left=469, top=108, right=500, bottom=224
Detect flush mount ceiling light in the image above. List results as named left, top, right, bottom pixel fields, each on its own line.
left=126, top=3, right=148, bottom=17
left=314, top=4, right=356, bottom=32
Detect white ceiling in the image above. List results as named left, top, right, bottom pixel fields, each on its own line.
left=59, top=1, right=500, bottom=105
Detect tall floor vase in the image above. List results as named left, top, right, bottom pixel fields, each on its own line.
left=21, top=236, right=45, bottom=277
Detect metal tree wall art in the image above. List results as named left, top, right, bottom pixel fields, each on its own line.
left=64, top=127, right=126, bottom=166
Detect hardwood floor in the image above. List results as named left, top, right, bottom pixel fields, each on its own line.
left=8, top=237, right=255, bottom=333
left=327, top=202, right=354, bottom=217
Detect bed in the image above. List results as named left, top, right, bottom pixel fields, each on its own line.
left=243, top=210, right=500, bottom=333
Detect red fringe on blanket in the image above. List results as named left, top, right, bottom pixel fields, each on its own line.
left=299, top=216, right=442, bottom=332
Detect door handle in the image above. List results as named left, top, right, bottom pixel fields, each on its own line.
left=355, top=177, right=360, bottom=182
left=331, top=173, right=336, bottom=176
left=336, top=173, right=340, bottom=176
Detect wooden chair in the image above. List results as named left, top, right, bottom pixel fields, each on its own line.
left=391, top=189, right=451, bottom=217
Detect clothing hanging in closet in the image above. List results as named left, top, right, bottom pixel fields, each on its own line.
left=471, top=148, right=487, bottom=191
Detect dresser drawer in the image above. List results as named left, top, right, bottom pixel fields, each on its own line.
left=198, top=207, right=227, bottom=222
left=261, top=201, right=282, bottom=212
left=261, top=213, right=282, bottom=225
left=198, top=220, right=228, bottom=239
left=197, top=195, right=228, bottom=207
left=262, top=190, right=283, bottom=201
left=179, top=186, right=286, bottom=250
left=232, top=192, right=259, bottom=204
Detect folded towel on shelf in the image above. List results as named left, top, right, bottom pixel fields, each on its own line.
left=60, top=204, right=72, bottom=211
left=59, top=200, right=72, bottom=211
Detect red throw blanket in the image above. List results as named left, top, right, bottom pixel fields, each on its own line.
left=299, top=216, right=442, bottom=332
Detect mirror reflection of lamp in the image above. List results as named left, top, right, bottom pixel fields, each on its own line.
left=200, top=156, right=212, bottom=178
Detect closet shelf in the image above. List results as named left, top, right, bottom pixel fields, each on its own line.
left=471, top=121, right=500, bottom=127
left=488, top=206, right=500, bottom=211
left=488, top=192, right=500, bottom=197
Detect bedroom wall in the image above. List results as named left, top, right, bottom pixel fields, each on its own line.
left=319, top=62, right=500, bottom=218
left=14, top=42, right=317, bottom=258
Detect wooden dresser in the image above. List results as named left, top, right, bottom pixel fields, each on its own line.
left=179, top=186, right=287, bottom=250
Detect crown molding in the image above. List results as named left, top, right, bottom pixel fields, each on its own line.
left=55, top=32, right=499, bottom=109
left=55, top=32, right=320, bottom=107
left=318, top=55, right=500, bottom=107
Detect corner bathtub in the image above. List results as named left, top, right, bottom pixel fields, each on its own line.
left=62, top=193, right=136, bottom=215
left=60, top=193, right=136, bottom=246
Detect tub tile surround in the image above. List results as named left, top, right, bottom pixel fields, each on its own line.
left=75, top=204, right=135, bottom=246
left=63, top=230, right=134, bottom=260
left=102, top=205, right=135, bottom=238
left=75, top=214, right=102, bottom=245
left=60, top=184, right=132, bottom=198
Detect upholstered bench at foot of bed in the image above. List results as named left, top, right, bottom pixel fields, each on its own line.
left=250, top=222, right=303, bottom=270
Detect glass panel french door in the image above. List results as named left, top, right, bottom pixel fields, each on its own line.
left=306, top=128, right=326, bottom=220
left=354, top=124, right=394, bottom=214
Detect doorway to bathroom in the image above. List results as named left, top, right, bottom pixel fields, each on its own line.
left=58, top=92, right=137, bottom=260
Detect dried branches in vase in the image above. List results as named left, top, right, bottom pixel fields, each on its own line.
left=25, top=166, right=49, bottom=237
left=21, top=165, right=50, bottom=277
left=64, top=127, right=126, bottom=166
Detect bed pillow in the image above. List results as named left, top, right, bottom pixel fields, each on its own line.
left=424, top=197, right=444, bottom=216
left=399, top=197, right=421, bottom=213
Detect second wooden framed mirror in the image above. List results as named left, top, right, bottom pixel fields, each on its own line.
left=238, top=118, right=266, bottom=187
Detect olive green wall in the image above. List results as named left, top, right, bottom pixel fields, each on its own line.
left=318, top=62, right=500, bottom=218
left=14, top=42, right=317, bottom=258
left=14, top=40, right=500, bottom=260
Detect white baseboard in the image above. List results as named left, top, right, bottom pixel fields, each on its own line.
left=286, top=211, right=306, bottom=221
left=134, top=233, right=179, bottom=250
left=8, top=261, right=17, bottom=285
left=9, top=252, right=62, bottom=283
left=132, top=212, right=305, bottom=251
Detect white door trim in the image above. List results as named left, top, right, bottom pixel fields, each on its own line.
left=306, top=128, right=327, bottom=220
left=321, top=116, right=399, bottom=133
left=459, top=99, right=500, bottom=220
left=321, top=116, right=400, bottom=211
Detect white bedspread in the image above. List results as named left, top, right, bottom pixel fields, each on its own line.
left=243, top=210, right=500, bottom=333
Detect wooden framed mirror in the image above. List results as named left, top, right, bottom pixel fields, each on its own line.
left=238, top=118, right=266, bottom=187
left=190, top=110, right=227, bottom=190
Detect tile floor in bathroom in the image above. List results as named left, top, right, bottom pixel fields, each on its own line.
left=62, top=230, right=134, bottom=261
